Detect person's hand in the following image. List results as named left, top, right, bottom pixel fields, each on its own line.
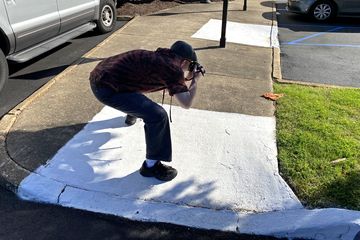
left=185, top=70, right=194, bottom=81
left=195, top=64, right=205, bottom=76
left=185, top=70, right=200, bottom=83
left=193, top=70, right=202, bottom=80
left=185, top=64, right=204, bottom=84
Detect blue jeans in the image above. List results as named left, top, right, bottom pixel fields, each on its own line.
left=90, top=83, right=172, bottom=162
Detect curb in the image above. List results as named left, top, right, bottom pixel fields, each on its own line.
left=272, top=48, right=282, bottom=81
left=274, top=77, right=360, bottom=89
left=0, top=16, right=139, bottom=193
left=271, top=1, right=282, bottom=82
left=0, top=113, right=30, bottom=192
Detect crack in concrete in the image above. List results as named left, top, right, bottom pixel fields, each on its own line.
left=53, top=180, right=258, bottom=213
left=219, top=162, right=232, bottom=170
left=57, top=185, right=67, bottom=204
left=236, top=217, right=241, bottom=233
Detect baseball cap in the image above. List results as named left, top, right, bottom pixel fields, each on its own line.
left=170, top=41, right=197, bottom=62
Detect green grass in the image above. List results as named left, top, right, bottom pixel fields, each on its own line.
left=274, top=83, right=360, bottom=210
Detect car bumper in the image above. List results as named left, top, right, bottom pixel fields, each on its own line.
left=287, top=0, right=314, bottom=14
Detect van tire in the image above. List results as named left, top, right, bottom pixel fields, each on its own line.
left=310, top=0, right=337, bottom=21
left=96, top=0, right=116, bottom=33
left=0, top=49, right=8, bottom=93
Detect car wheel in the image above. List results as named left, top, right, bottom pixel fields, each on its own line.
left=0, top=49, right=8, bottom=93
left=96, top=0, right=116, bottom=33
left=310, top=0, right=336, bottom=21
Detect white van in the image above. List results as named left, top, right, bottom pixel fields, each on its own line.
left=288, top=0, right=360, bottom=21
left=0, top=0, right=117, bottom=92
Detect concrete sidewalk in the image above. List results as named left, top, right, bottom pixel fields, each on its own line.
left=0, top=0, right=359, bottom=239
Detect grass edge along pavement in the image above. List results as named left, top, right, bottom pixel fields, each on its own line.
left=274, top=83, right=360, bottom=211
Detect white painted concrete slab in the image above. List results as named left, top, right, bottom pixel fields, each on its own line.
left=17, top=106, right=360, bottom=239
left=192, top=19, right=280, bottom=48
left=19, top=105, right=300, bottom=212
left=59, top=185, right=242, bottom=232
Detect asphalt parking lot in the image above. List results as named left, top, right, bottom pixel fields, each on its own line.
left=276, top=1, right=360, bottom=88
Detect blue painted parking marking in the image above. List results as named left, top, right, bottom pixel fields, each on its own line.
left=285, top=26, right=345, bottom=45
left=281, top=26, right=360, bottom=48
left=279, top=23, right=360, bottom=28
left=282, top=43, right=360, bottom=48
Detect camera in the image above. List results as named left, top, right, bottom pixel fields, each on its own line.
left=189, top=62, right=206, bottom=76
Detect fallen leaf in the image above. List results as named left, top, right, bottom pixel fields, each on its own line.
left=261, top=93, right=284, bottom=101
left=331, top=158, right=347, bottom=165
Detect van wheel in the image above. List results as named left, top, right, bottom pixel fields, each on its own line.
left=310, top=0, right=337, bottom=21
left=96, top=0, right=116, bottom=33
left=0, top=49, right=8, bottom=93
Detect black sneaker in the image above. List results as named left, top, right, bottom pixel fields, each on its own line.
left=125, top=115, right=137, bottom=126
left=140, top=161, right=177, bottom=181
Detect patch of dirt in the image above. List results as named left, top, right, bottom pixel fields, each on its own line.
left=116, top=0, right=218, bottom=16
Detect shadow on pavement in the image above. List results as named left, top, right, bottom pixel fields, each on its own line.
left=148, top=9, right=239, bottom=17
left=262, top=12, right=275, bottom=21
left=11, top=118, right=231, bottom=211
left=260, top=1, right=273, bottom=8
left=7, top=123, right=87, bottom=171
left=10, top=57, right=106, bottom=81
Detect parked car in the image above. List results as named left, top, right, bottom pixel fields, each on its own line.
left=0, top=0, right=117, bottom=92
left=287, top=0, right=360, bottom=21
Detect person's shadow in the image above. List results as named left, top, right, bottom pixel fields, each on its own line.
left=18, top=113, right=223, bottom=210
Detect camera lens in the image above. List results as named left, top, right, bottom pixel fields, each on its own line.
left=188, top=62, right=196, bottom=72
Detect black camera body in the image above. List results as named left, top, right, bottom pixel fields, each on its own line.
left=189, top=62, right=206, bottom=76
